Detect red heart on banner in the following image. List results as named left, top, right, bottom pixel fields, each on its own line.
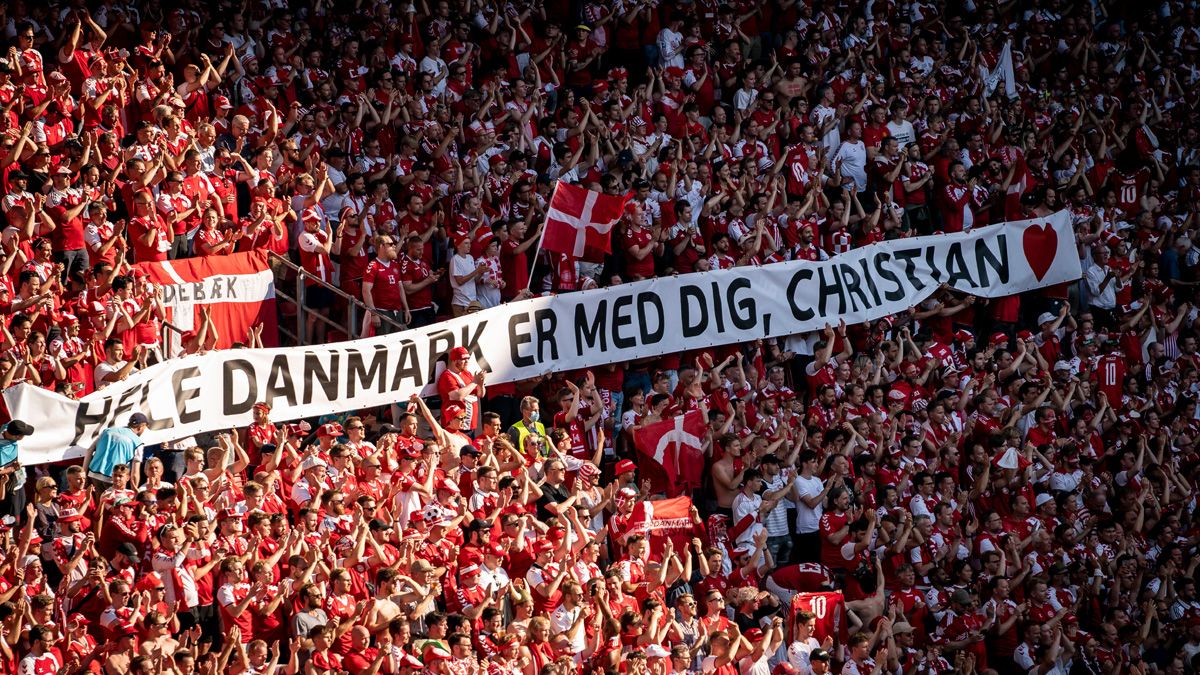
left=1022, top=223, right=1058, bottom=281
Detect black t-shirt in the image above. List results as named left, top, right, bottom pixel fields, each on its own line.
left=537, top=481, right=570, bottom=520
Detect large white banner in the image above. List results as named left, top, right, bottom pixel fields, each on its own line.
left=8, top=212, right=1080, bottom=464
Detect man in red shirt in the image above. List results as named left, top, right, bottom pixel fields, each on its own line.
left=500, top=214, right=542, bottom=300
left=438, top=346, right=485, bottom=432
left=19, top=626, right=61, bottom=674
left=127, top=190, right=172, bottom=263
left=342, top=626, right=389, bottom=672
left=216, top=559, right=255, bottom=644
left=297, top=208, right=334, bottom=342
left=362, top=233, right=411, bottom=335
left=400, top=234, right=443, bottom=328
left=1025, top=407, right=1060, bottom=449
left=939, top=161, right=973, bottom=233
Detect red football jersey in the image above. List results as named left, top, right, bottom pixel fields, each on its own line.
left=789, top=591, right=847, bottom=645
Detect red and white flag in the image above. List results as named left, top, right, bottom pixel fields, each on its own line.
left=634, top=410, right=707, bottom=497
left=624, top=496, right=697, bottom=556
left=135, top=250, right=278, bottom=353
left=541, top=181, right=628, bottom=262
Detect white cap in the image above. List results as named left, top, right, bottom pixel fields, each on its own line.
left=1037, top=312, right=1056, bottom=325
left=300, top=455, right=327, bottom=471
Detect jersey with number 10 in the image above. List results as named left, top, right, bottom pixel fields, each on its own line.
left=1095, top=353, right=1126, bottom=408
left=790, top=591, right=847, bottom=645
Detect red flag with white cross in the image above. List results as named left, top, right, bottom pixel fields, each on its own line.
left=540, top=181, right=629, bottom=262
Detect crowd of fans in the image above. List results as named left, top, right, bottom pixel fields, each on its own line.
left=0, top=0, right=1198, bottom=673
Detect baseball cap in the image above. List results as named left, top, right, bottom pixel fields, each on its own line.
left=136, top=571, right=165, bottom=592
left=117, top=542, right=141, bottom=562
left=128, top=413, right=149, bottom=426
left=300, top=455, right=327, bottom=471
left=214, top=95, right=233, bottom=110
left=6, top=420, right=33, bottom=436
left=615, top=459, right=637, bottom=475
left=443, top=402, right=466, bottom=422
left=450, top=346, right=471, bottom=360
left=645, top=645, right=670, bottom=658
left=317, top=422, right=344, bottom=438
left=58, top=508, right=83, bottom=523
left=1037, top=312, right=1056, bottom=325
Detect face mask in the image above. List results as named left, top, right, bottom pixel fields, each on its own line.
left=529, top=411, right=540, bottom=423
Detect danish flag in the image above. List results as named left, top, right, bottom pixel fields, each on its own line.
left=541, top=181, right=629, bottom=262
left=634, top=410, right=707, bottom=497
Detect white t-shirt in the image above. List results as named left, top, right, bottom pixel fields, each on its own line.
left=731, top=491, right=763, bottom=546
left=657, top=27, right=684, bottom=68
left=738, top=652, right=770, bottom=675
left=94, top=360, right=128, bottom=390
left=786, top=638, right=819, bottom=675
left=550, top=604, right=586, bottom=655
left=835, top=140, right=868, bottom=190
left=418, top=56, right=448, bottom=96
left=886, top=119, right=916, bottom=148
left=450, top=253, right=479, bottom=307
left=813, top=104, right=840, bottom=152
left=793, top=475, right=825, bottom=533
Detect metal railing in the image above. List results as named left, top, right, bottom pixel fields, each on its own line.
left=267, top=252, right=406, bottom=346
